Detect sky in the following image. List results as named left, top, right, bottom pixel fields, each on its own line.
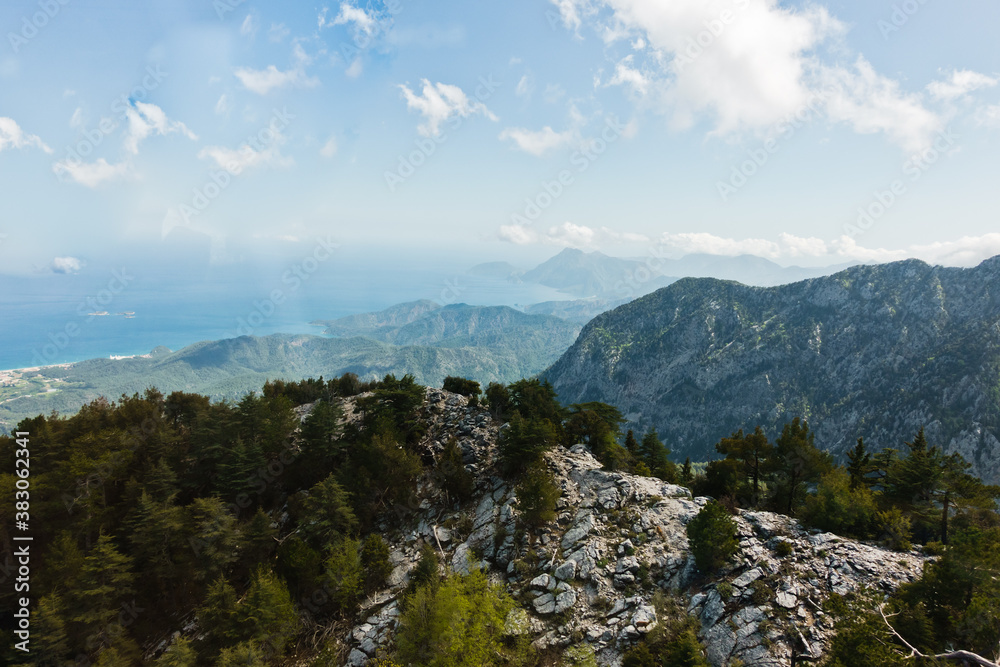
left=1, top=0, right=999, bottom=278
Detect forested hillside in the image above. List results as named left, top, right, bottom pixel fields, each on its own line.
left=545, top=256, right=1000, bottom=482
left=2, top=374, right=997, bottom=666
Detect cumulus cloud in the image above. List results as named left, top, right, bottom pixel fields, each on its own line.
left=123, top=101, right=197, bottom=155
left=499, top=222, right=649, bottom=248
left=319, top=2, right=378, bottom=35
left=399, top=80, right=497, bottom=137
left=198, top=131, right=293, bottom=171
left=832, top=234, right=1000, bottom=268
left=551, top=0, right=586, bottom=31
left=820, top=57, right=944, bottom=153
left=235, top=65, right=318, bottom=94
left=499, top=126, right=577, bottom=156
left=554, top=0, right=946, bottom=153
left=498, top=222, right=1000, bottom=269
left=0, top=117, right=52, bottom=153
left=927, top=69, right=997, bottom=101
left=51, top=257, right=83, bottom=274
left=52, top=158, right=130, bottom=187
left=607, top=55, right=650, bottom=96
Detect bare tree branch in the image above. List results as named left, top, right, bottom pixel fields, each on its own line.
left=879, top=605, right=999, bottom=667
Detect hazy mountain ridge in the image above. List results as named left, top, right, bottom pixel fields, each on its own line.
left=0, top=327, right=578, bottom=431
left=544, top=256, right=1000, bottom=482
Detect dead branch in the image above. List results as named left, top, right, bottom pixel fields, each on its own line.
left=879, top=605, right=999, bottom=667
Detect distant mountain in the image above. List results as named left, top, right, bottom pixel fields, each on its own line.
left=657, top=253, right=856, bottom=286
left=524, top=297, right=632, bottom=324
left=312, top=299, right=442, bottom=337
left=521, top=248, right=646, bottom=297
left=513, top=248, right=850, bottom=300
left=1, top=305, right=581, bottom=430
left=544, top=256, right=1000, bottom=482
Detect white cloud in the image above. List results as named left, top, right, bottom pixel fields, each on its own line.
left=927, top=69, right=997, bottom=101
left=215, top=94, right=230, bottom=116
left=832, top=234, right=1000, bottom=268
left=268, top=23, right=291, bottom=42
left=660, top=232, right=783, bottom=258
left=320, top=135, right=338, bottom=157
left=234, top=64, right=319, bottom=95
left=500, top=220, right=1000, bottom=269
left=551, top=0, right=585, bottom=30
left=499, top=222, right=649, bottom=248
left=0, top=117, right=52, bottom=153
left=607, top=55, right=649, bottom=96
left=70, top=107, right=85, bottom=128
left=51, top=257, right=83, bottom=274
left=240, top=14, right=257, bottom=38
left=52, top=158, right=130, bottom=187
left=499, top=126, right=576, bottom=156
left=821, top=57, right=944, bottom=153
left=399, top=80, right=497, bottom=137
left=560, top=0, right=944, bottom=153
left=123, top=101, right=197, bottom=155
left=976, top=104, right=1000, bottom=128
left=198, top=131, right=293, bottom=171
left=345, top=58, right=363, bottom=78
left=330, top=2, right=376, bottom=34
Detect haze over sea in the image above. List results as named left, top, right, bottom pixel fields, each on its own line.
left=0, top=255, right=566, bottom=371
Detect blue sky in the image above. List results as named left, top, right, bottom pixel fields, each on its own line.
left=1, top=0, right=999, bottom=277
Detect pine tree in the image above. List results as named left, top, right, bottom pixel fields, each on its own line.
left=154, top=637, right=198, bottom=667
left=69, top=533, right=136, bottom=647
left=32, top=593, right=70, bottom=666
left=300, top=475, right=358, bottom=549
left=846, top=437, right=872, bottom=490
left=640, top=428, right=675, bottom=482
left=680, top=457, right=694, bottom=487
left=766, top=418, right=832, bottom=515
left=624, top=430, right=639, bottom=457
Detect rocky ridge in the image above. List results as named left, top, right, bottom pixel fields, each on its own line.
left=337, top=389, right=928, bottom=667
left=544, top=256, right=1000, bottom=483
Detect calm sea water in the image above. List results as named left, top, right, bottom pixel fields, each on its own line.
left=0, top=265, right=567, bottom=371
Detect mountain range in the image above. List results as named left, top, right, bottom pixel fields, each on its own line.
left=544, top=255, right=1000, bottom=482
left=0, top=304, right=580, bottom=431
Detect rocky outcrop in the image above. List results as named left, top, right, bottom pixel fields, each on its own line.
left=544, top=256, right=1000, bottom=482
left=337, top=390, right=928, bottom=666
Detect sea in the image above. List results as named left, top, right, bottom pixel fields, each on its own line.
left=0, top=262, right=568, bottom=371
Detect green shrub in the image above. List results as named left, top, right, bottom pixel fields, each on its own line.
left=395, top=568, right=526, bottom=667
left=686, top=501, right=739, bottom=573
left=515, top=465, right=560, bottom=529
left=361, top=534, right=393, bottom=593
